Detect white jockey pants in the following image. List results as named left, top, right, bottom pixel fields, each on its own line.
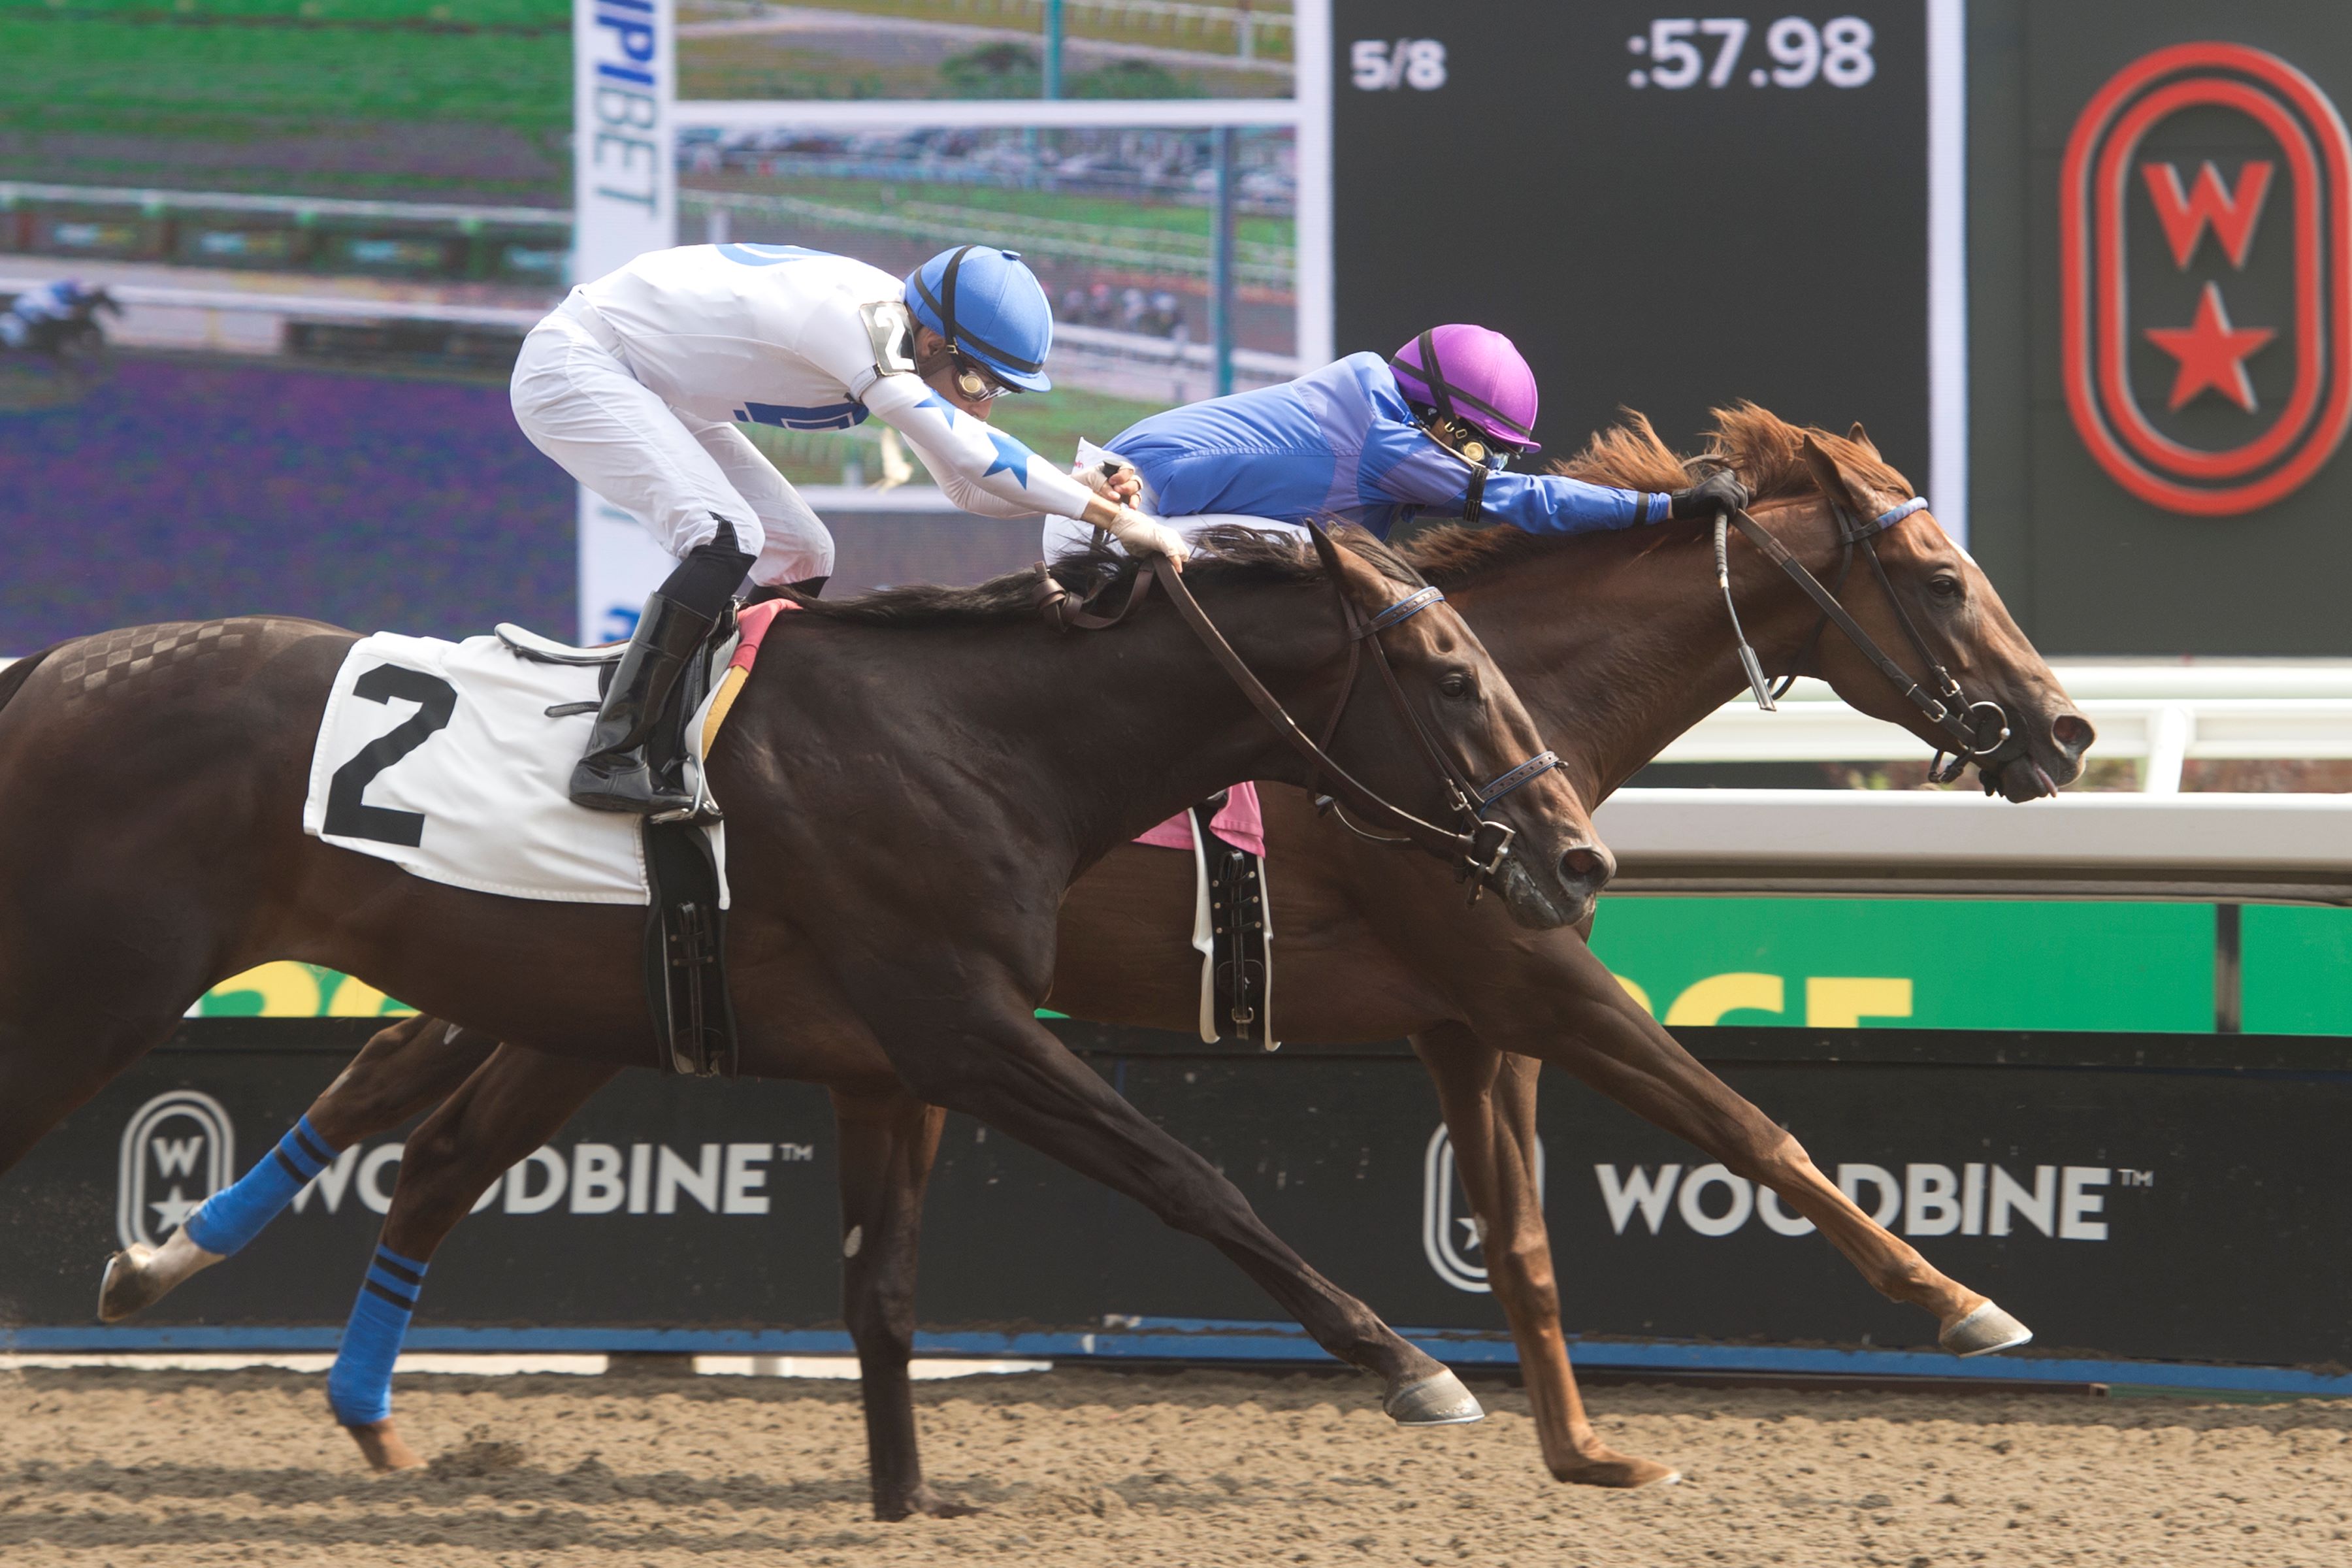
left=510, top=298, right=835, bottom=587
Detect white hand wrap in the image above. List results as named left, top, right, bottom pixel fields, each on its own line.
left=1102, top=508, right=1191, bottom=563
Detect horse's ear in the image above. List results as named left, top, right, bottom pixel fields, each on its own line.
left=1322, top=532, right=1392, bottom=608
left=1799, top=433, right=1867, bottom=514
left=1847, top=421, right=1879, bottom=455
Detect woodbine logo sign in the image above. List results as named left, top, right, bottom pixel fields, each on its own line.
left=1593, top=1161, right=2144, bottom=1242
left=282, top=1138, right=819, bottom=1219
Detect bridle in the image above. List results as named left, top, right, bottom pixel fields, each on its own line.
left=1032, top=524, right=1564, bottom=897
left=1715, top=493, right=2015, bottom=786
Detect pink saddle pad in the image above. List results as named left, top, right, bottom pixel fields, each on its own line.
left=1134, top=780, right=1264, bottom=857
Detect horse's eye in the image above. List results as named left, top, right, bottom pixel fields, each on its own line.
left=1928, top=574, right=1965, bottom=600
left=1439, top=670, right=1477, bottom=700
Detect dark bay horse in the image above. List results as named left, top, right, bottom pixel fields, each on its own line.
left=0, top=531, right=1609, bottom=1496
left=103, top=410, right=2093, bottom=1503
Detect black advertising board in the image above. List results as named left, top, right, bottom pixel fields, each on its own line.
left=6, top=1020, right=2352, bottom=1373
left=1967, top=0, right=2352, bottom=653
left=1331, top=2, right=1930, bottom=483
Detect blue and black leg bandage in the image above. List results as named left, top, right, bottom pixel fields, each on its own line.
left=327, top=1244, right=429, bottom=1428
left=182, top=1115, right=341, bottom=1256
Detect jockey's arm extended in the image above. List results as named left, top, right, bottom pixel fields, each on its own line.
left=1361, top=419, right=1673, bottom=535
left=860, top=370, right=1156, bottom=539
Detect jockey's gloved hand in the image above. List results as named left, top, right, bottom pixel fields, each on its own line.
left=1110, top=510, right=1191, bottom=564
left=1100, top=505, right=1191, bottom=565
left=1668, top=471, right=1752, bottom=519
left=1070, top=460, right=1143, bottom=508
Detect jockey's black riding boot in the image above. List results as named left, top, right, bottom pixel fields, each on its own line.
left=569, top=529, right=753, bottom=815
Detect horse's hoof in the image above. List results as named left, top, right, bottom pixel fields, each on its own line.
left=347, top=1418, right=425, bottom=1473
left=97, top=1247, right=163, bottom=1323
left=1552, top=1451, right=1682, bottom=1490
left=875, top=1484, right=981, bottom=1522
left=1941, top=1299, right=2033, bottom=1357
left=1383, top=1369, right=1485, bottom=1426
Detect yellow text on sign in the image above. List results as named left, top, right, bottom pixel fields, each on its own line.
left=1612, top=972, right=1914, bottom=1028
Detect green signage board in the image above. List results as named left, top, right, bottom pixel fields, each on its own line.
left=191, top=903, right=2352, bottom=1036
left=2243, top=906, right=2352, bottom=1036
left=1588, top=898, right=2221, bottom=1033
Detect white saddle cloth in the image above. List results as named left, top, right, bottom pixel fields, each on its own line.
left=301, top=631, right=728, bottom=906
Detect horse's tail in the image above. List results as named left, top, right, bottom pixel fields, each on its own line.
left=0, top=645, right=58, bottom=717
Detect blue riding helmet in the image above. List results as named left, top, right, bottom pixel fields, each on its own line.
left=904, top=245, right=1054, bottom=393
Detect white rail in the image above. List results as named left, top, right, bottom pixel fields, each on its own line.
left=676, top=97, right=1301, bottom=131
left=0, top=276, right=546, bottom=331
left=678, top=186, right=1296, bottom=287
left=1596, top=789, right=2352, bottom=905
left=0, top=181, right=566, bottom=231
left=1658, top=667, right=2352, bottom=789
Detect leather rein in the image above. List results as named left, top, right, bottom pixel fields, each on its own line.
left=1715, top=495, right=2014, bottom=786
left=1032, top=524, right=1562, bottom=894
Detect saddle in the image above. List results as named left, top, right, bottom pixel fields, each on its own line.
left=1186, top=792, right=1277, bottom=1050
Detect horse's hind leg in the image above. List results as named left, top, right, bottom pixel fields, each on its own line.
left=324, top=1045, right=619, bottom=1471
left=99, top=1015, right=499, bottom=1321
left=831, top=1085, right=974, bottom=1522
left=1413, top=1024, right=1676, bottom=1488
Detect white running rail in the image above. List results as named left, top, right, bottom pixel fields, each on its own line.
left=1658, top=666, right=2352, bottom=791
left=1595, top=788, right=2352, bottom=906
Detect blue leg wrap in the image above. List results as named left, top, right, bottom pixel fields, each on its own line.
left=182, top=1115, right=341, bottom=1256
left=326, top=1244, right=428, bottom=1428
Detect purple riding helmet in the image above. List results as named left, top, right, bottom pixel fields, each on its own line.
left=1388, top=324, right=1541, bottom=465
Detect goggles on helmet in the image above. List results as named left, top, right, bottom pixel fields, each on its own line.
left=951, top=351, right=1015, bottom=402
left=1414, top=406, right=1521, bottom=473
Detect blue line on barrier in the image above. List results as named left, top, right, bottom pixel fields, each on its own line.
left=10, top=1320, right=2352, bottom=1397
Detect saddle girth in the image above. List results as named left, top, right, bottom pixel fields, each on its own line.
left=1190, top=797, right=1277, bottom=1051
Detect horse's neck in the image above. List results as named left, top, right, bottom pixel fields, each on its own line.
left=1450, top=512, right=1831, bottom=801
left=792, top=591, right=1327, bottom=870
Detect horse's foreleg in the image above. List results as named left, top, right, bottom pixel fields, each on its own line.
left=1494, top=947, right=2014, bottom=1349
left=872, top=998, right=1479, bottom=1425
left=1412, top=1024, right=1676, bottom=1489
left=830, top=1086, right=972, bottom=1523
left=100, top=1014, right=498, bottom=1321
left=327, top=1045, right=619, bottom=1471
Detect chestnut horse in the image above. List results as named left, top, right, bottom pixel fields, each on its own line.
left=0, top=531, right=1609, bottom=1486
left=105, top=410, right=2092, bottom=1507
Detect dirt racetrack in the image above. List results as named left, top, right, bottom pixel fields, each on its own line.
left=3, top=1364, right=2349, bottom=1567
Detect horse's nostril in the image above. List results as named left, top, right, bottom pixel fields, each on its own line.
left=1561, top=844, right=1614, bottom=890
left=2052, top=713, right=2096, bottom=757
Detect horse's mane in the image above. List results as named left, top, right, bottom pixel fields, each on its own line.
left=1407, top=402, right=1916, bottom=586
left=796, top=524, right=1426, bottom=629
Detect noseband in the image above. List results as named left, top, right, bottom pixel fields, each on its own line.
left=1714, top=496, right=2013, bottom=785
left=1032, top=525, right=1563, bottom=895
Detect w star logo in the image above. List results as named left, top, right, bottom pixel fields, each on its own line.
left=116, top=1090, right=236, bottom=1250
left=2061, top=42, right=2352, bottom=515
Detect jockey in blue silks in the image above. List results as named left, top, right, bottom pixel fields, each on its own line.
left=1046, top=323, right=1748, bottom=554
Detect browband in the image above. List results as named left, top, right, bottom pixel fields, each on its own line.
left=1362, top=585, right=1445, bottom=635
left=1871, top=497, right=1931, bottom=531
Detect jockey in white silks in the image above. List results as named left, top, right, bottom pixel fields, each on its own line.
left=513, top=240, right=1187, bottom=815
